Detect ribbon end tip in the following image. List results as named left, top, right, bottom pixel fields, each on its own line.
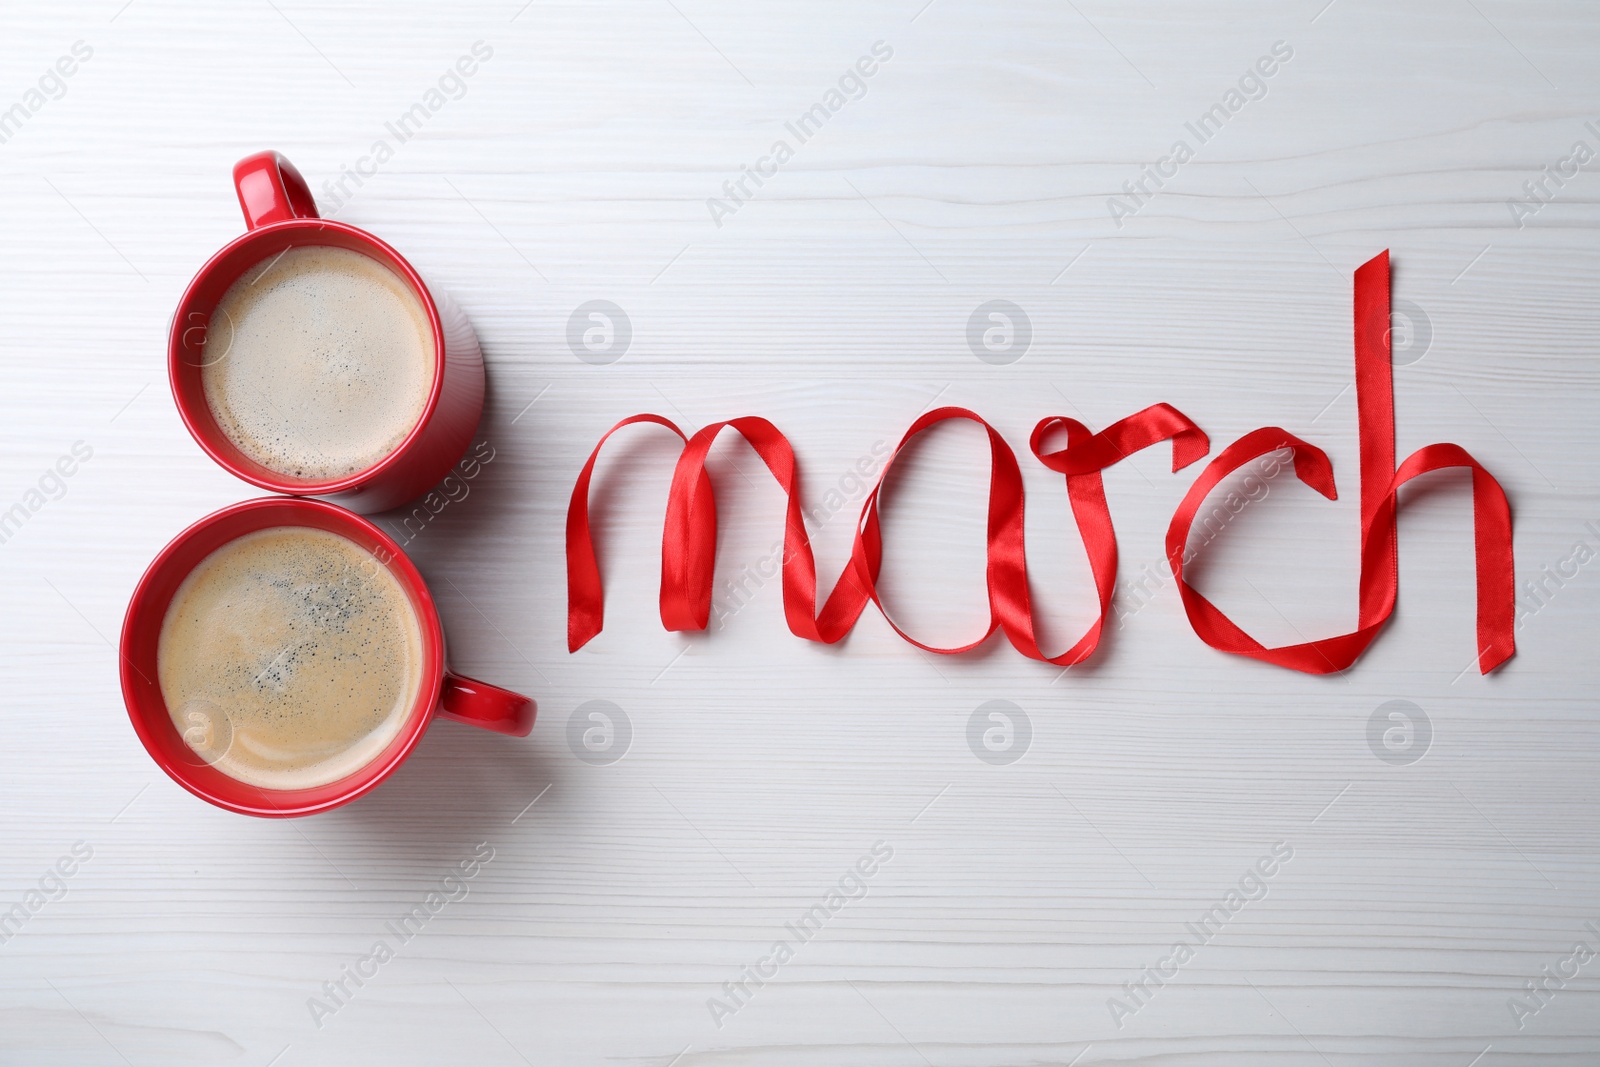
left=1480, top=646, right=1514, bottom=675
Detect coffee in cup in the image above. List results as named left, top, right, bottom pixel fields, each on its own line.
left=157, top=524, right=425, bottom=790
left=199, top=245, right=436, bottom=482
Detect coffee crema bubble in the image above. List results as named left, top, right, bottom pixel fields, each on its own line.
left=201, top=245, right=436, bottom=482
left=157, top=527, right=425, bottom=790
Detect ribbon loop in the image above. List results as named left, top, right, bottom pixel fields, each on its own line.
left=566, top=414, right=688, bottom=652
left=850, top=406, right=1022, bottom=655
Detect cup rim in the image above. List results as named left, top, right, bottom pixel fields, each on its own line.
left=166, top=218, right=448, bottom=496
left=119, top=496, right=446, bottom=817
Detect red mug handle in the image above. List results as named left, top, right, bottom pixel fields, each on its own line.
left=439, top=672, right=536, bottom=737
left=233, top=150, right=319, bottom=229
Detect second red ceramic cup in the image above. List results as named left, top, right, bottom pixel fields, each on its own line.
left=121, top=497, right=535, bottom=818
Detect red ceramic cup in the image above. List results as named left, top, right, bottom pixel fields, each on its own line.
left=120, top=496, right=534, bottom=818
left=168, top=150, right=485, bottom=513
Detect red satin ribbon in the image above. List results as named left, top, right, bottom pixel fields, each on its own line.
left=1166, top=249, right=1514, bottom=674
left=567, top=250, right=1515, bottom=674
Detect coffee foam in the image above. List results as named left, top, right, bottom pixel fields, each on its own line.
left=201, top=245, right=436, bottom=482
left=157, top=526, right=426, bottom=791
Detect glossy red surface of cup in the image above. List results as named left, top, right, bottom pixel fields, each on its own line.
left=120, top=497, right=535, bottom=818
left=168, top=151, right=485, bottom=513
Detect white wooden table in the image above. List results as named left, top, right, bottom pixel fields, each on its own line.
left=2, top=1, right=1597, bottom=1063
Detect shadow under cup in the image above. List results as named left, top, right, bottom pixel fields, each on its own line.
left=168, top=220, right=467, bottom=511
left=121, top=497, right=447, bottom=818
